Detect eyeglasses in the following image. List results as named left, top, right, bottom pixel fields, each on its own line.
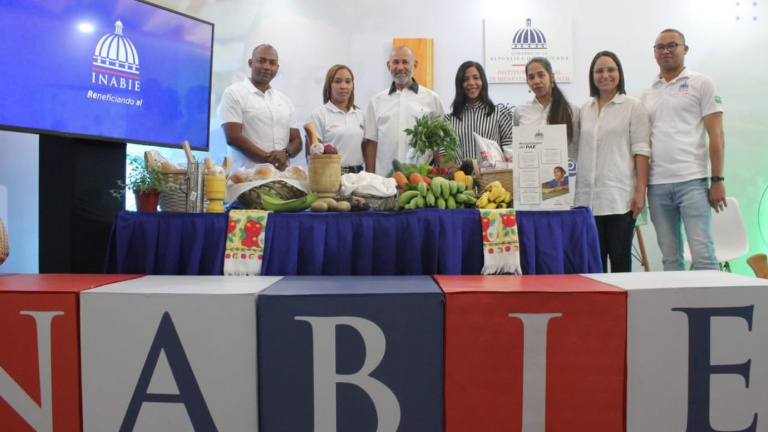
left=593, top=67, right=618, bottom=74
left=653, top=42, right=682, bottom=53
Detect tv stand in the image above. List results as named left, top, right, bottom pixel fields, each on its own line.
left=39, top=135, right=126, bottom=273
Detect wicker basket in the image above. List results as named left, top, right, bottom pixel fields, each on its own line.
left=0, top=217, right=8, bottom=266
left=351, top=191, right=396, bottom=211
left=159, top=168, right=189, bottom=212
left=472, top=159, right=513, bottom=194
left=237, top=180, right=308, bottom=210
left=144, top=151, right=204, bottom=212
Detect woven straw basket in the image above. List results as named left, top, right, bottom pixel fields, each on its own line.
left=350, top=191, right=396, bottom=211
left=145, top=151, right=203, bottom=212
left=237, top=180, right=308, bottom=210
left=0, top=217, right=8, bottom=265
left=159, top=168, right=189, bottom=212
left=472, top=159, right=513, bottom=195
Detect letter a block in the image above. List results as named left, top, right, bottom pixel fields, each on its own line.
left=585, top=271, right=768, bottom=432
left=437, top=275, right=627, bottom=432
left=0, top=274, right=138, bottom=432
left=257, top=276, right=444, bottom=432
left=80, top=275, right=281, bottom=431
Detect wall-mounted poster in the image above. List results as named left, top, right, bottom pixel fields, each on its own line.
left=513, top=124, right=571, bottom=211
left=484, top=17, right=574, bottom=84
left=393, top=38, right=434, bottom=90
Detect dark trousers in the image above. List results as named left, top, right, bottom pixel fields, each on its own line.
left=594, top=211, right=637, bottom=273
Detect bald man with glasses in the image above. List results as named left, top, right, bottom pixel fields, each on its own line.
left=640, top=28, right=726, bottom=271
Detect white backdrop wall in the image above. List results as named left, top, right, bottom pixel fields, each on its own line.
left=1, top=0, right=766, bottom=274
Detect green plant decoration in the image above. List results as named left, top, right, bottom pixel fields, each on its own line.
left=404, top=114, right=460, bottom=165
left=110, top=154, right=167, bottom=198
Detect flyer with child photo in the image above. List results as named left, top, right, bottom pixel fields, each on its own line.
left=512, top=124, right=571, bottom=211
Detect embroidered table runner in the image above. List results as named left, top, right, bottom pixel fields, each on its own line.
left=480, top=208, right=522, bottom=275
left=224, top=210, right=270, bottom=276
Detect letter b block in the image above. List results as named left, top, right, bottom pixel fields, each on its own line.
left=257, top=276, right=444, bottom=432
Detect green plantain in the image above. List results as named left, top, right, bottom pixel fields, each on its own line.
left=258, top=191, right=318, bottom=212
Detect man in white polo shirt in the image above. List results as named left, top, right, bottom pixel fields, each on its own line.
left=218, top=44, right=302, bottom=172
left=640, top=29, right=726, bottom=271
left=363, top=45, right=445, bottom=176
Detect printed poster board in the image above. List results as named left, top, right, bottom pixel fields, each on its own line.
left=513, top=124, right=571, bottom=210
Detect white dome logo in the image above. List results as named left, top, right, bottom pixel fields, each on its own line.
left=512, top=19, right=548, bottom=50
left=91, top=20, right=141, bottom=92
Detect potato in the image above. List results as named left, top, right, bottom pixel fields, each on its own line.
left=335, top=201, right=352, bottom=212
left=310, top=202, right=328, bottom=212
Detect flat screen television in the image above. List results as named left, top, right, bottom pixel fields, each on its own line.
left=0, top=0, right=214, bottom=150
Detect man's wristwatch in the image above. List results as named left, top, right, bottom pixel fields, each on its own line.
left=283, top=147, right=293, bottom=158
left=710, top=176, right=725, bottom=182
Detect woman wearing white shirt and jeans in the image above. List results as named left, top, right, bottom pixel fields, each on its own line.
left=308, top=64, right=365, bottom=173
left=576, top=51, right=651, bottom=272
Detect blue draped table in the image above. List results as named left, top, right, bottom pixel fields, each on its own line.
left=104, top=207, right=602, bottom=275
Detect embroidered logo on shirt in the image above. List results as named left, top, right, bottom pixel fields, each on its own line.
left=677, top=82, right=690, bottom=95
left=714, top=96, right=723, bottom=105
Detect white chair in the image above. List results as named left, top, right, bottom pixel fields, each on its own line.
left=684, top=197, right=749, bottom=272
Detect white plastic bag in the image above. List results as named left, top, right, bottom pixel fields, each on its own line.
left=474, top=132, right=504, bottom=170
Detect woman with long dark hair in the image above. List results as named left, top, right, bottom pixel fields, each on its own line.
left=576, top=51, right=650, bottom=272
left=445, top=61, right=513, bottom=161
left=514, top=57, right=580, bottom=160
left=308, top=64, right=365, bottom=173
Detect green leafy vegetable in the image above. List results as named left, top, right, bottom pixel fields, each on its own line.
left=404, top=114, right=460, bottom=164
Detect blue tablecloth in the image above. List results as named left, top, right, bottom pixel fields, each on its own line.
left=104, top=208, right=602, bottom=275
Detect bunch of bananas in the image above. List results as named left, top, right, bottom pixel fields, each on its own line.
left=475, top=181, right=512, bottom=209
left=258, top=190, right=318, bottom=212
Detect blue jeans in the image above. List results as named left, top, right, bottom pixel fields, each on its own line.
left=648, top=178, right=717, bottom=271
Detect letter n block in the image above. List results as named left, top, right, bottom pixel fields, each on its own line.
left=0, top=274, right=138, bottom=432
left=257, top=276, right=444, bottom=432
left=80, top=275, right=281, bottom=431
left=437, top=275, right=627, bottom=432
left=585, top=271, right=768, bottom=432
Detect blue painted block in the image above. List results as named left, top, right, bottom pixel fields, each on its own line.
left=257, top=276, right=444, bottom=432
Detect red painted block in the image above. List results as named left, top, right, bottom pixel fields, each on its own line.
left=436, top=275, right=627, bottom=432
left=0, top=274, right=140, bottom=431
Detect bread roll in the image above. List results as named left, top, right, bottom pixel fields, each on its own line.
left=229, top=172, right=248, bottom=184
left=250, top=165, right=275, bottom=181
left=285, top=166, right=308, bottom=181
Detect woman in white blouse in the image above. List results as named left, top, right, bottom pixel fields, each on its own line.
left=308, top=64, right=365, bottom=173
left=576, top=51, right=651, bottom=273
left=513, top=57, right=580, bottom=161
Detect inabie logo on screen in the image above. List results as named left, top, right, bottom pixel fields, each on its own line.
left=91, top=20, right=141, bottom=92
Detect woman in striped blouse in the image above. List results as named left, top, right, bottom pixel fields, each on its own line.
left=445, top=61, right=514, bottom=162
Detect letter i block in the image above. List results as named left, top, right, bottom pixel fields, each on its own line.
left=0, top=274, right=139, bottom=432
left=584, top=271, right=768, bottom=432
left=257, top=276, right=444, bottom=432
left=79, top=275, right=281, bottom=431
left=437, top=275, right=627, bottom=432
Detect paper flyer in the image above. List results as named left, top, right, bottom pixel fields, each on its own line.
left=512, top=124, right=571, bottom=211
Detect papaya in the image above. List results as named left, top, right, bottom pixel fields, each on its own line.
left=409, top=172, right=424, bottom=185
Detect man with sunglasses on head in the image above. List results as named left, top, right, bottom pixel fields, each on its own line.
left=640, top=29, right=725, bottom=271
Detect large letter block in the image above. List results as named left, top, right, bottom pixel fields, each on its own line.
left=437, top=275, right=627, bottom=432
left=585, top=271, right=768, bottom=432
left=0, top=274, right=138, bottom=432
left=80, top=275, right=281, bottom=431
left=257, top=276, right=444, bottom=432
